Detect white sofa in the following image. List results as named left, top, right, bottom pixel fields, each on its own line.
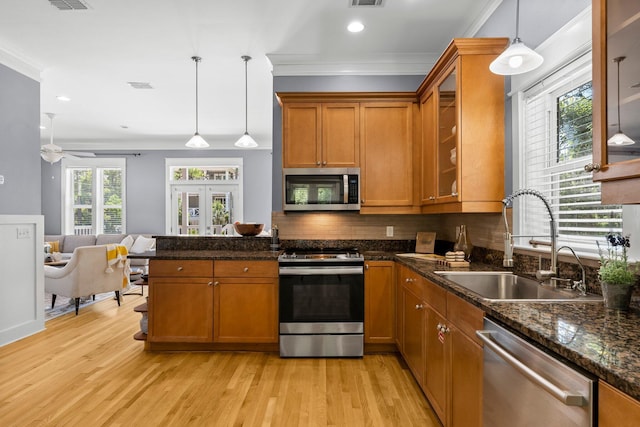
left=44, top=233, right=154, bottom=271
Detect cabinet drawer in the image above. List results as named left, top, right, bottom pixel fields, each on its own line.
left=402, top=271, right=423, bottom=297
left=423, top=279, right=447, bottom=315
left=150, top=260, right=213, bottom=277
left=214, top=260, right=278, bottom=278
left=446, top=292, right=483, bottom=345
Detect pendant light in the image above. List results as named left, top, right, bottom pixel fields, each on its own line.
left=607, top=56, right=635, bottom=146
left=489, top=0, right=543, bottom=76
left=186, top=56, right=209, bottom=148
left=40, top=113, right=64, bottom=164
left=234, top=55, right=258, bottom=148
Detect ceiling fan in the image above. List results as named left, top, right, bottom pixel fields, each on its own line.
left=40, top=113, right=96, bottom=163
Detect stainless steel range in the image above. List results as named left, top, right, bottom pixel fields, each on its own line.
left=278, top=247, right=364, bottom=357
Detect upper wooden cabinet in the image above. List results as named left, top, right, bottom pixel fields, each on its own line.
left=279, top=96, right=360, bottom=168
left=592, top=0, right=640, bottom=203
left=418, top=38, right=508, bottom=213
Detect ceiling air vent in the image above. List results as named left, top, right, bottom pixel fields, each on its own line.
left=127, top=82, right=154, bottom=90
left=48, top=0, right=90, bottom=11
left=350, top=0, right=384, bottom=6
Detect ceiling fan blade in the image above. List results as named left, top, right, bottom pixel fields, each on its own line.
left=65, top=151, right=96, bottom=157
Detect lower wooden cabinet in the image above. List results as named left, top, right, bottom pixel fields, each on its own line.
left=599, top=381, right=640, bottom=427
left=148, top=259, right=278, bottom=346
left=396, top=265, right=484, bottom=427
left=364, top=261, right=395, bottom=344
left=148, top=260, right=214, bottom=343
left=213, top=261, right=279, bottom=344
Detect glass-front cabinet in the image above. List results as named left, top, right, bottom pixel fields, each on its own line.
left=592, top=0, right=640, bottom=203
left=436, top=67, right=458, bottom=202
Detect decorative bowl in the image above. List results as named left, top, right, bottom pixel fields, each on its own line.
left=233, top=223, right=264, bottom=236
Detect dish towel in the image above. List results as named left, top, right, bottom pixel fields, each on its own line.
left=105, top=244, right=131, bottom=287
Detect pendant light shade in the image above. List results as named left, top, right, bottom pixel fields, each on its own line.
left=489, top=0, right=543, bottom=76
left=235, top=55, right=258, bottom=148
left=41, top=113, right=64, bottom=164
left=186, top=56, right=209, bottom=148
left=607, top=56, right=635, bottom=146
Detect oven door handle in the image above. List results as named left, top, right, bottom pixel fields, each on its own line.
left=476, top=330, right=587, bottom=407
left=279, top=266, right=364, bottom=275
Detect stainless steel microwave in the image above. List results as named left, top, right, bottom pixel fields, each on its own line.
left=283, top=168, right=360, bottom=211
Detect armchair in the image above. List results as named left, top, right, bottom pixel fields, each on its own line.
left=45, top=245, right=129, bottom=315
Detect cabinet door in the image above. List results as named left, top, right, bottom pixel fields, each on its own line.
left=424, top=306, right=448, bottom=424
left=148, top=278, right=214, bottom=343
left=591, top=0, right=640, bottom=203
left=360, top=102, right=414, bottom=208
left=213, top=278, right=278, bottom=343
left=402, top=287, right=425, bottom=384
left=435, top=65, right=459, bottom=203
left=364, top=261, right=395, bottom=344
left=322, top=103, right=360, bottom=167
left=450, top=325, right=482, bottom=427
left=599, top=381, right=640, bottom=427
left=420, top=90, right=437, bottom=204
left=282, top=103, right=322, bottom=168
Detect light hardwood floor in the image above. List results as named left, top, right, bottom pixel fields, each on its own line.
left=0, top=294, right=440, bottom=426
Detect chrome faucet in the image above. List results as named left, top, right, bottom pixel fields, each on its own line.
left=555, top=245, right=587, bottom=296
left=502, top=189, right=557, bottom=281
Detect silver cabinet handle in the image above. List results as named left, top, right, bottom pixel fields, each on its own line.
left=429, top=196, right=435, bottom=200
left=476, top=330, right=586, bottom=407
left=437, top=323, right=449, bottom=334
left=316, top=161, right=321, bottom=166
left=323, top=161, right=327, bottom=165
left=207, top=281, right=213, bottom=286
left=243, top=267, right=249, bottom=273
left=177, top=266, right=183, bottom=271
left=415, top=304, right=424, bottom=310
left=213, top=281, right=220, bottom=286
left=365, top=264, right=369, bottom=270
left=405, top=277, right=414, bottom=283
left=584, top=163, right=601, bottom=172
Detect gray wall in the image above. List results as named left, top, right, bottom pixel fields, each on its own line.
left=271, top=75, right=425, bottom=210
left=0, top=63, right=40, bottom=215
left=41, top=149, right=272, bottom=235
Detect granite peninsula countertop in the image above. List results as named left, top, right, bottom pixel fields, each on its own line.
left=132, top=247, right=640, bottom=400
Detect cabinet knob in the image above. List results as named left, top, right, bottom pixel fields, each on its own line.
left=316, top=161, right=321, bottom=166
left=322, top=161, right=327, bottom=165
left=214, top=281, right=220, bottom=287
left=207, top=281, right=213, bottom=286
left=437, top=323, right=450, bottom=334
left=405, top=278, right=414, bottom=283
left=415, top=304, right=424, bottom=310
left=177, top=266, right=184, bottom=271
left=365, top=264, right=369, bottom=270
left=429, top=196, right=435, bottom=201
left=361, top=199, right=365, bottom=204
left=584, top=163, right=601, bottom=172
left=243, top=267, right=249, bottom=273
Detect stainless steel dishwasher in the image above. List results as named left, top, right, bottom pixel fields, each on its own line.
left=476, top=318, right=595, bottom=427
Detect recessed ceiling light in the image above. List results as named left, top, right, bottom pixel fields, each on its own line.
left=56, top=95, right=71, bottom=102
left=40, top=125, right=46, bottom=130
left=348, top=21, right=365, bottom=33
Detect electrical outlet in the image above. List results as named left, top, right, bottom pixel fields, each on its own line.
left=17, top=227, right=31, bottom=239
left=386, top=226, right=394, bottom=237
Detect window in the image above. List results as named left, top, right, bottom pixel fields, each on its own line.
left=62, top=158, right=126, bottom=235
left=516, top=55, right=622, bottom=255
left=165, top=158, right=243, bottom=235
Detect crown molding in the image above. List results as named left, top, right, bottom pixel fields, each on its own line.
left=0, top=46, right=41, bottom=81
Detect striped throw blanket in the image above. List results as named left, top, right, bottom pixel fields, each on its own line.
left=105, top=244, right=131, bottom=287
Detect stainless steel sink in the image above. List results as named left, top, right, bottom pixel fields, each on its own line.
left=434, top=271, right=602, bottom=302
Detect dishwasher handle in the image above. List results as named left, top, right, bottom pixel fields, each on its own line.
left=476, top=330, right=586, bottom=407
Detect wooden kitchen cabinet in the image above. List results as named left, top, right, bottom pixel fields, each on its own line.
left=148, top=259, right=214, bottom=343
left=364, top=261, right=395, bottom=345
left=280, top=98, right=360, bottom=168
left=591, top=0, right=640, bottom=203
left=213, top=261, right=278, bottom=344
left=417, top=38, right=508, bottom=213
left=359, top=101, right=418, bottom=213
left=599, top=381, right=640, bottom=427
left=397, top=264, right=426, bottom=383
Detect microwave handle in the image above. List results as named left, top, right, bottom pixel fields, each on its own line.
left=343, top=175, right=348, bottom=204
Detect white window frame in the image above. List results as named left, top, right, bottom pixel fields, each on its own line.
left=509, top=6, right=640, bottom=261
left=61, top=157, right=127, bottom=235
left=164, top=158, right=244, bottom=235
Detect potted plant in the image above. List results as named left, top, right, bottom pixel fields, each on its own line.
left=597, top=233, right=638, bottom=310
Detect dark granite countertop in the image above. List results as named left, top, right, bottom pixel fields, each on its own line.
left=132, top=246, right=640, bottom=400
left=391, top=254, right=640, bottom=401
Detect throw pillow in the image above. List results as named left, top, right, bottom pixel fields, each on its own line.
left=46, top=241, right=60, bottom=252
left=130, top=235, right=155, bottom=254
left=120, top=235, right=134, bottom=251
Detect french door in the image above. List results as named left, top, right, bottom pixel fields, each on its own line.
left=170, top=184, right=236, bottom=235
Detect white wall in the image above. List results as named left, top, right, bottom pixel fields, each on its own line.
left=0, top=215, right=44, bottom=346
